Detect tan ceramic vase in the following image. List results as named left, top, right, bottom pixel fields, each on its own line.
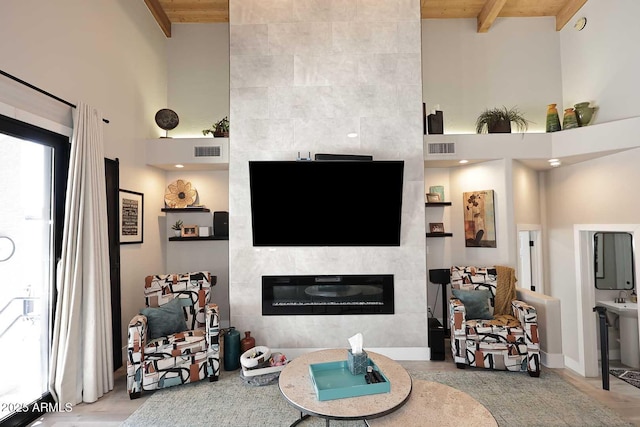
left=546, top=104, right=561, bottom=132
left=563, top=108, right=579, bottom=130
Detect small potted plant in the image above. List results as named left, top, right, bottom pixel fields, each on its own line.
left=202, top=116, right=229, bottom=137
left=171, top=219, right=183, bottom=237
left=475, top=106, right=529, bottom=134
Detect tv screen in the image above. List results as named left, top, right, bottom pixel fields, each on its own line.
left=249, top=160, right=404, bottom=246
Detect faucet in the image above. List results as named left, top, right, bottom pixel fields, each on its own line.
left=616, top=291, right=628, bottom=303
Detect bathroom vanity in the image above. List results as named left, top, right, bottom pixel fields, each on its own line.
left=596, top=300, right=639, bottom=369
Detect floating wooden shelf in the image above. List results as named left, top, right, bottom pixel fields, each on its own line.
left=168, top=236, right=228, bottom=241
left=426, top=233, right=453, bottom=238
left=425, top=202, right=452, bottom=207
left=162, top=207, right=211, bottom=212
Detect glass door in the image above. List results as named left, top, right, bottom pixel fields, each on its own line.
left=0, top=115, right=69, bottom=425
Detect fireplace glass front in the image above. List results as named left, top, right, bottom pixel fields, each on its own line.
left=262, top=275, right=394, bottom=315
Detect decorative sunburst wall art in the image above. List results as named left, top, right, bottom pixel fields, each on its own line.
left=164, top=179, right=197, bottom=209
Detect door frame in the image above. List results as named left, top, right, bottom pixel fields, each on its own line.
left=573, top=224, right=640, bottom=377
left=0, top=114, right=69, bottom=427
left=516, top=224, right=544, bottom=294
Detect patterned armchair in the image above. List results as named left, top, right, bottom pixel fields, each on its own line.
left=127, top=272, right=220, bottom=399
left=449, top=266, right=540, bottom=377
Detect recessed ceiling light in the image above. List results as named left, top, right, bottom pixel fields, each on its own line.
left=175, top=164, right=184, bottom=168
left=548, top=158, right=559, bottom=163
left=459, top=160, right=469, bottom=164
left=574, top=17, right=587, bottom=31
left=347, top=132, right=358, bottom=138
left=549, top=160, right=561, bottom=167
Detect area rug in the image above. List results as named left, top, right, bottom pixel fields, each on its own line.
left=124, top=365, right=632, bottom=427
left=610, top=368, right=640, bottom=389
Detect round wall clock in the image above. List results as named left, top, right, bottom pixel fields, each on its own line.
left=154, top=109, right=179, bottom=137
left=574, top=17, right=587, bottom=31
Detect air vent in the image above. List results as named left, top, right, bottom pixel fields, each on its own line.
left=194, top=145, right=221, bottom=157
left=427, top=142, right=455, bottom=154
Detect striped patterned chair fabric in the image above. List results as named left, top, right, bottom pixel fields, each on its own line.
left=449, top=266, right=540, bottom=377
left=127, top=272, right=220, bottom=399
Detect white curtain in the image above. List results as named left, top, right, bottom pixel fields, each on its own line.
left=50, top=102, right=114, bottom=405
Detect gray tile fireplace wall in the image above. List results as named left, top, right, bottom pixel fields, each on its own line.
left=228, top=0, right=427, bottom=355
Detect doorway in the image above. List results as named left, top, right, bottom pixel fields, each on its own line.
left=0, top=115, right=69, bottom=425
left=517, top=225, right=543, bottom=293
left=574, top=225, right=640, bottom=378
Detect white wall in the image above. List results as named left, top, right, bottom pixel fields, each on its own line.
left=541, top=0, right=640, bottom=370
left=164, top=170, right=230, bottom=326
left=0, top=0, right=168, bottom=355
left=449, top=159, right=512, bottom=266
left=167, top=24, right=230, bottom=137
left=162, top=24, right=231, bottom=324
left=545, top=149, right=640, bottom=365
left=560, top=0, right=640, bottom=124
left=422, top=17, right=562, bottom=134
left=512, top=160, right=541, bottom=226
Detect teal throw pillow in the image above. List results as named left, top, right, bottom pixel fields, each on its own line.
left=452, top=289, right=493, bottom=320
left=141, top=297, right=188, bottom=340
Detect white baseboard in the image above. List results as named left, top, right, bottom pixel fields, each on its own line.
left=564, top=356, right=583, bottom=375
left=274, top=347, right=431, bottom=361
left=541, top=351, right=564, bottom=368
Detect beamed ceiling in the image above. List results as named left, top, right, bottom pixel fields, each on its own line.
left=144, top=0, right=588, bottom=37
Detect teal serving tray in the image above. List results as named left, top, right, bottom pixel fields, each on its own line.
left=308, top=359, right=390, bottom=401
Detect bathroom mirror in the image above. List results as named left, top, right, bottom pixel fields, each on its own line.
left=594, top=232, right=635, bottom=290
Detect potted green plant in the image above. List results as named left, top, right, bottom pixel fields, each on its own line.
left=475, top=106, right=529, bottom=134
left=171, top=219, right=183, bottom=237
left=202, top=116, right=229, bottom=137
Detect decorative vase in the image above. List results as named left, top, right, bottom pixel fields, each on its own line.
left=563, top=108, right=579, bottom=130
left=223, top=327, right=241, bottom=371
left=574, top=102, right=596, bottom=126
left=546, top=104, right=561, bottom=132
left=173, top=229, right=181, bottom=237
left=241, top=331, right=256, bottom=353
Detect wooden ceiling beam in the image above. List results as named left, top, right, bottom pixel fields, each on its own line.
left=477, top=0, right=507, bottom=33
left=144, top=0, right=172, bottom=38
left=555, top=0, right=588, bottom=31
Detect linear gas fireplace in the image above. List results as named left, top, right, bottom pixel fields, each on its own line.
left=262, top=275, right=394, bottom=315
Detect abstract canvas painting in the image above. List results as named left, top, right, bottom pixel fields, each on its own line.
left=463, top=190, right=496, bottom=248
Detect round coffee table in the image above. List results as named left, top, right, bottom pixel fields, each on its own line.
left=278, top=349, right=412, bottom=426
left=366, top=379, right=497, bottom=426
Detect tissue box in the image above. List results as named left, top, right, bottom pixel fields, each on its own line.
left=347, top=349, right=368, bottom=375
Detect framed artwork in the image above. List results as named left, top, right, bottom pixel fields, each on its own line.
left=429, top=222, right=445, bottom=233
left=429, top=185, right=445, bottom=202
left=119, top=189, right=143, bottom=244
left=181, top=225, right=199, bottom=238
left=426, top=193, right=441, bottom=203
left=463, top=189, right=496, bottom=248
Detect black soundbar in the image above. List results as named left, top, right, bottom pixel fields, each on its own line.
left=314, top=153, right=373, bottom=161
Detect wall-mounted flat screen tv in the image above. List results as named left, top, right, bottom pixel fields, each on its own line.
left=248, top=160, right=404, bottom=246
